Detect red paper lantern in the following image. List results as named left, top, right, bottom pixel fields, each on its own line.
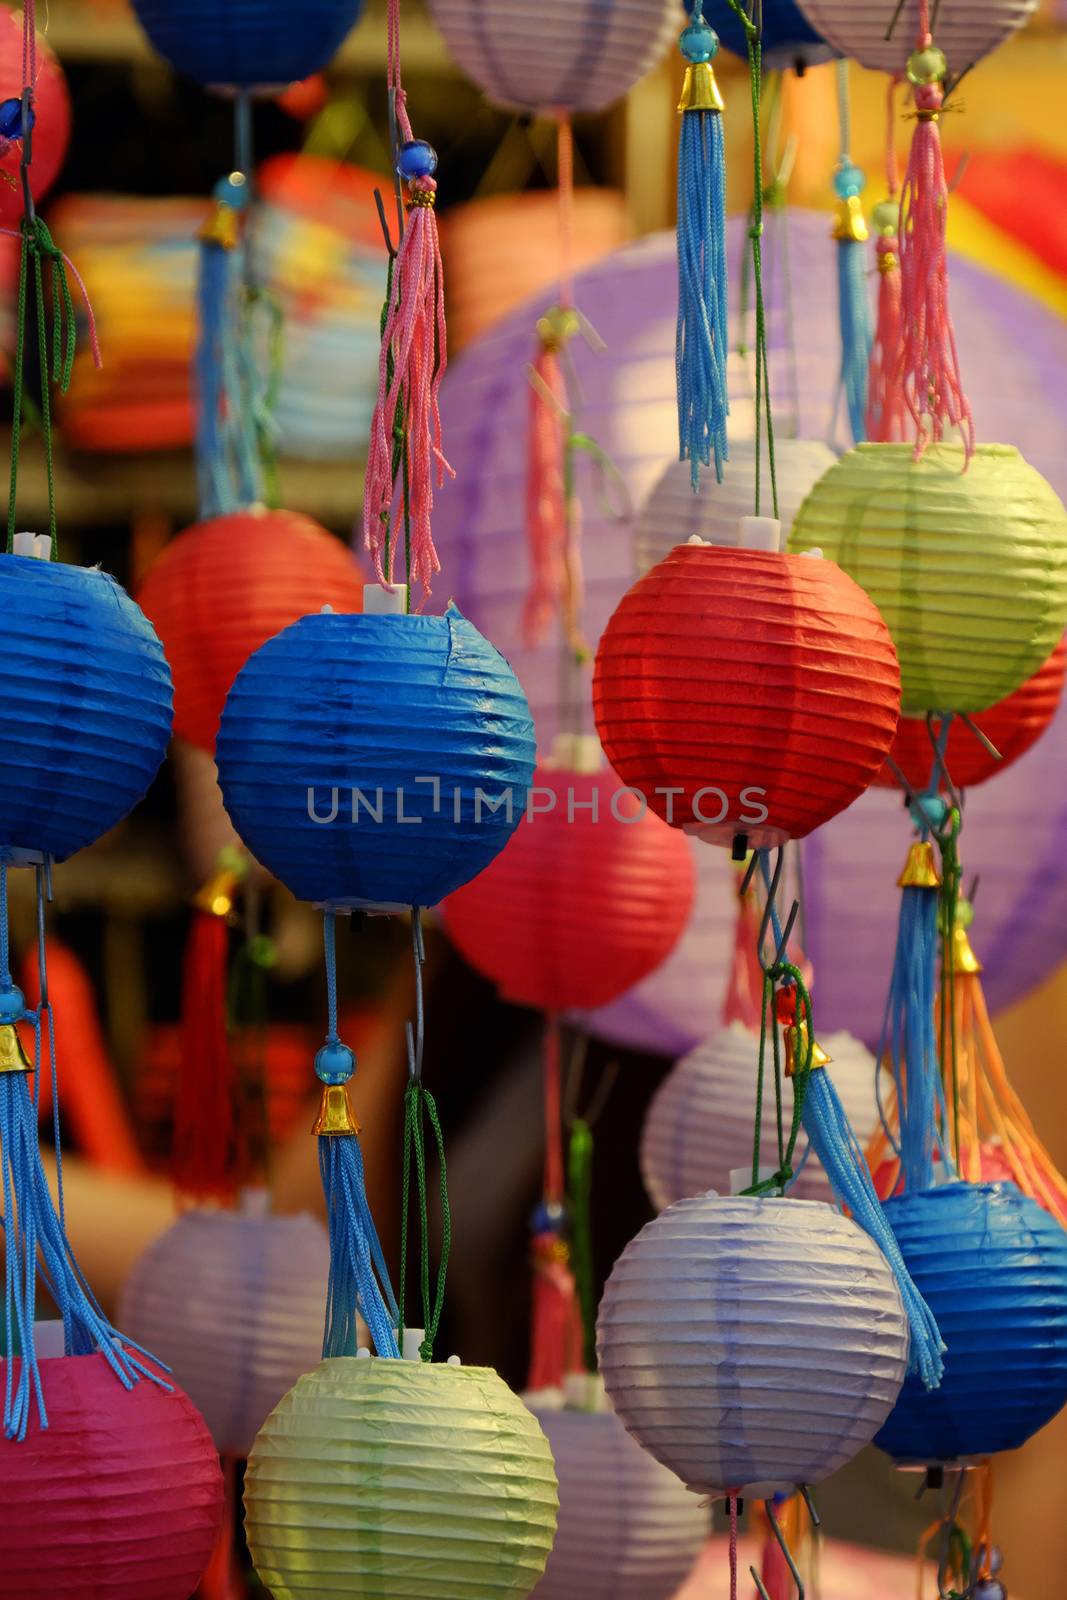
left=0, top=12, right=70, bottom=229
left=593, top=543, right=901, bottom=847
left=442, top=765, right=696, bottom=1011
left=0, top=1353, right=223, bottom=1598
left=137, top=507, right=364, bottom=751
left=874, top=637, right=1066, bottom=792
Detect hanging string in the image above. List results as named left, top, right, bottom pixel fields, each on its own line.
left=566, top=1116, right=595, bottom=1373
left=722, top=873, right=764, bottom=1031
left=866, top=77, right=907, bottom=442
left=831, top=59, right=872, bottom=446
left=729, top=1494, right=739, bottom=1600
left=527, top=1014, right=583, bottom=1389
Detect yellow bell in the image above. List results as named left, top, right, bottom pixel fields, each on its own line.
left=0, top=1023, right=31, bottom=1075
left=194, top=853, right=247, bottom=918
left=312, top=1083, right=361, bottom=1137
left=783, top=1022, right=833, bottom=1079
left=832, top=194, right=869, bottom=244
left=897, top=840, right=942, bottom=890
left=947, top=924, right=983, bottom=976
left=678, top=61, right=724, bottom=114
left=198, top=202, right=240, bottom=251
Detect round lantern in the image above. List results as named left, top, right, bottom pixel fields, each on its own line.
left=532, top=1397, right=708, bottom=1600
left=442, top=763, right=696, bottom=1011
left=794, top=0, right=1035, bottom=75
left=593, top=543, right=901, bottom=848
left=426, top=0, right=678, bottom=114
left=640, top=1021, right=879, bottom=1211
left=119, top=1205, right=330, bottom=1459
left=0, top=1352, right=223, bottom=1598
left=598, top=1194, right=909, bottom=1496
left=246, top=1356, right=559, bottom=1597
left=0, top=13, right=70, bottom=230
left=216, top=603, right=535, bottom=909
left=634, top=440, right=837, bottom=576
left=0, top=553, right=172, bottom=861
left=684, top=0, right=833, bottom=68
left=789, top=444, right=1067, bottom=716
left=130, top=0, right=366, bottom=89
left=137, top=508, right=365, bottom=752
left=875, top=637, right=1066, bottom=791
left=875, top=1182, right=1067, bottom=1464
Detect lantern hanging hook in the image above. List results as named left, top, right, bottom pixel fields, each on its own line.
left=932, top=1466, right=975, bottom=1600
left=405, top=907, right=426, bottom=1083
left=750, top=1491, right=814, bottom=1600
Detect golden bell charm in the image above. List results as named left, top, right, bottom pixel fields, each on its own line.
left=947, top=924, right=983, bottom=976
left=832, top=194, right=869, bottom=244
left=898, top=840, right=942, bottom=890
left=783, top=1021, right=833, bottom=1079
left=678, top=61, right=724, bottom=114
left=0, top=1023, right=32, bottom=1075
left=198, top=201, right=240, bottom=251
left=312, top=1082, right=361, bottom=1137
left=194, top=848, right=248, bottom=917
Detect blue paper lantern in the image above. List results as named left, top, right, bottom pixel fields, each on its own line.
left=216, top=604, right=536, bottom=909
left=0, top=553, right=173, bottom=863
left=875, top=1182, right=1067, bottom=1464
left=130, top=0, right=366, bottom=90
left=682, top=0, right=833, bottom=66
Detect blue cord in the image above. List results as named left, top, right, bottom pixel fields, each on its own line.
left=837, top=235, right=872, bottom=443
left=677, top=105, right=729, bottom=488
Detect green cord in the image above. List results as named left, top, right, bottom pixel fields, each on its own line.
left=397, top=1080, right=451, bottom=1361
left=746, top=960, right=813, bottom=1197
left=566, top=1117, right=596, bottom=1372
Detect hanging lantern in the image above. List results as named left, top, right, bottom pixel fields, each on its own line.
left=794, top=0, right=1035, bottom=76
left=875, top=638, right=1066, bottom=791
left=0, top=11, right=70, bottom=230
left=875, top=1182, right=1067, bottom=1463
left=129, top=0, right=366, bottom=90
left=246, top=1356, right=558, bottom=1597
left=532, top=1387, right=708, bottom=1600
left=684, top=0, right=833, bottom=67
left=442, top=762, right=696, bottom=1012
left=789, top=444, right=1067, bottom=716
left=597, top=1193, right=910, bottom=1496
left=216, top=595, right=535, bottom=909
left=0, top=549, right=172, bottom=862
left=137, top=508, right=365, bottom=753
left=0, top=1350, right=222, bottom=1598
left=119, top=1203, right=331, bottom=1459
left=426, top=0, right=677, bottom=115
left=593, top=541, right=901, bottom=848
left=640, top=1020, right=879, bottom=1211
left=634, top=440, right=837, bottom=575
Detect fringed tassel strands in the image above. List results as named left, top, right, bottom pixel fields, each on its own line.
left=866, top=79, right=907, bottom=443
left=527, top=1015, right=583, bottom=1391
left=362, top=0, right=451, bottom=596
left=831, top=64, right=872, bottom=446
left=676, top=8, right=729, bottom=489
left=896, top=5, right=974, bottom=459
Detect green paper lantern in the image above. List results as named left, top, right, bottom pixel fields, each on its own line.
left=788, top=443, right=1067, bottom=715
left=245, top=1357, right=559, bottom=1598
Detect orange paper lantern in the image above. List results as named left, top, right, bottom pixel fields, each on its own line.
left=137, top=508, right=364, bottom=751
left=593, top=544, right=901, bottom=847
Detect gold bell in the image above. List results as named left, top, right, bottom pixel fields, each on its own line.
left=0, top=1023, right=31, bottom=1075
left=783, top=1022, right=833, bottom=1079
left=947, top=924, right=983, bottom=976
left=897, top=840, right=942, bottom=890
left=678, top=61, right=724, bottom=114
left=312, top=1082, right=361, bottom=1137
left=198, top=202, right=240, bottom=251
left=194, top=849, right=248, bottom=917
left=832, top=194, right=869, bottom=244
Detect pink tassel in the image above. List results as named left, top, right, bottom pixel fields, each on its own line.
left=527, top=1233, right=584, bottom=1390
left=866, top=232, right=906, bottom=442
left=722, top=885, right=764, bottom=1032
left=896, top=16, right=974, bottom=459
left=525, top=335, right=568, bottom=647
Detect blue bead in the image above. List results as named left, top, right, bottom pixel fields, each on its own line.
left=973, top=1584, right=1006, bottom=1600
left=0, top=985, right=24, bottom=1023
left=315, top=1040, right=355, bottom=1085
left=0, top=98, right=31, bottom=141
left=213, top=174, right=249, bottom=210
left=530, top=1200, right=566, bottom=1234
left=833, top=161, right=865, bottom=199
left=397, top=139, right=437, bottom=180
left=908, top=792, right=948, bottom=833
left=679, top=19, right=719, bottom=62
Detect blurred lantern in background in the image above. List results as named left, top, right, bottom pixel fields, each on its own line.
left=129, top=0, right=366, bottom=89
left=0, top=9, right=70, bottom=229
left=795, top=0, right=1036, bottom=74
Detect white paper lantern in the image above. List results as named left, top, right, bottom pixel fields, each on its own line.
left=119, top=1202, right=330, bottom=1458
left=640, top=1021, right=879, bottom=1212
left=427, top=0, right=679, bottom=116
left=533, top=1390, right=708, bottom=1599
left=794, top=0, right=1036, bottom=75
left=598, top=1194, right=908, bottom=1497
left=634, top=440, right=837, bottom=574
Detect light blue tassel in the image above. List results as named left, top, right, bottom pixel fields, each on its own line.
left=195, top=174, right=263, bottom=519
left=676, top=13, right=729, bottom=489
left=836, top=221, right=872, bottom=444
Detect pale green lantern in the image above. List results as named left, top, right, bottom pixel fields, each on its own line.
left=245, top=1356, right=559, bottom=1599
left=788, top=443, right=1067, bottom=714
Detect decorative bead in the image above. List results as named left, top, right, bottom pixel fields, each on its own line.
left=989, top=1548, right=1004, bottom=1575
left=973, top=1583, right=1006, bottom=1600
left=314, top=1040, right=355, bottom=1085
left=907, top=44, right=947, bottom=85
left=397, top=139, right=438, bottom=180
left=908, top=792, right=949, bottom=834
left=870, top=197, right=900, bottom=236
left=0, top=984, right=24, bottom=1024
left=833, top=161, right=865, bottom=200
left=0, top=96, right=29, bottom=141
left=679, top=19, right=719, bottom=62
left=214, top=172, right=248, bottom=210
left=531, top=1199, right=566, bottom=1234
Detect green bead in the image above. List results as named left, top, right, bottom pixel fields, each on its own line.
left=907, top=44, right=946, bottom=86
left=871, top=197, right=900, bottom=236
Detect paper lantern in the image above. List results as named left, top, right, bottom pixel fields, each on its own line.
left=635, top=440, right=837, bottom=576
left=790, top=445, right=1067, bottom=716
left=137, top=509, right=365, bottom=752
left=442, top=765, right=696, bottom=1011
left=246, top=1356, right=558, bottom=1597
left=875, top=1182, right=1067, bottom=1464
left=426, top=0, right=678, bottom=114
left=0, top=12, right=70, bottom=230
left=684, top=0, right=833, bottom=67
left=0, top=1351, right=223, bottom=1598
left=0, top=552, right=172, bottom=861
left=874, top=638, right=1066, bottom=791
left=794, top=0, right=1035, bottom=75
left=593, top=543, right=901, bottom=847
left=130, top=0, right=365, bottom=89
left=640, top=1021, right=879, bottom=1211
left=216, top=604, right=535, bottom=909
left=598, top=1194, right=909, bottom=1495
left=533, top=1401, right=707, bottom=1599
left=119, top=1205, right=330, bottom=1459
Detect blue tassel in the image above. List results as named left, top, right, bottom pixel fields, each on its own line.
left=836, top=233, right=872, bottom=444
left=195, top=175, right=262, bottom=519
left=676, top=16, right=729, bottom=489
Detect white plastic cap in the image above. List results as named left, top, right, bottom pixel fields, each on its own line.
left=12, top=532, right=51, bottom=560
left=238, top=1186, right=270, bottom=1219
left=446, top=1354, right=461, bottom=1367
left=550, top=732, right=602, bottom=775
left=522, top=1384, right=565, bottom=1411
left=364, top=582, right=408, bottom=615
left=402, top=1327, right=426, bottom=1362
left=33, top=1321, right=66, bottom=1358
left=731, top=1167, right=774, bottom=1195
left=356, top=1346, right=371, bottom=1359
left=739, top=516, right=782, bottom=552
left=799, top=547, right=824, bottom=559
left=564, top=1371, right=607, bottom=1412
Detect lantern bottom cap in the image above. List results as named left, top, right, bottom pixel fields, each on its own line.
left=207, top=81, right=290, bottom=99
left=312, top=897, right=416, bottom=916
left=694, top=1476, right=806, bottom=1500
left=883, top=1453, right=993, bottom=1472
left=0, top=844, right=49, bottom=867
left=683, top=820, right=791, bottom=850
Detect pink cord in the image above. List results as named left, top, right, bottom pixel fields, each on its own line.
left=729, top=1495, right=738, bottom=1600
left=0, top=227, right=103, bottom=369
